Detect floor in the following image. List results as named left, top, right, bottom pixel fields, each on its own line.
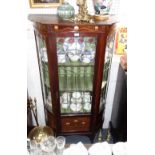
left=65, top=129, right=114, bottom=144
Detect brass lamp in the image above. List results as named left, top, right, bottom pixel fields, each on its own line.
left=27, top=97, right=54, bottom=143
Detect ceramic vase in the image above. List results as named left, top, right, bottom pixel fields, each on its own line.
left=57, top=1, right=75, bottom=20
left=93, top=0, right=112, bottom=15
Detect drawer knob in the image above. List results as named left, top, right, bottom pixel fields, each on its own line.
left=54, top=25, right=59, bottom=30
left=65, top=122, right=70, bottom=126
left=74, top=120, right=78, bottom=123
left=82, top=122, right=86, bottom=125
left=95, top=26, right=99, bottom=30
left=74, top=26, right=79, bottom=31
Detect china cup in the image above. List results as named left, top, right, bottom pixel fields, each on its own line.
left=84, top=102, right=91, bottom=111
left=83, top=97, right=91, bottom=103
left=81, top=53, right=95, bottom=63
left=72, top=92, right=81, bottom=99
left=67, top=50, right=81, bottom=62
left=58, top=54, right=66, bottom=63
left=83, top=92, right=92, bottom=100
left=62, top=92, right=69, bottom=100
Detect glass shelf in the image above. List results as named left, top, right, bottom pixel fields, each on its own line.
left=58, top=66, right=93, bottom=92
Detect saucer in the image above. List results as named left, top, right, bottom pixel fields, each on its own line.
left=61, top=103, right=69, bottom=109
left=71, top=97, right=82, bottom=103
left=81, top=57, right=91, bottom=63
left=69, top=55, right=80, bottom=62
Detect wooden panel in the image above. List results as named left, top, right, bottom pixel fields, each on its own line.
left=61, top=116, right=90, bottom=133
left=46, top=109, right=56, bottom=131
left=28, top=14, right=118, bottom=26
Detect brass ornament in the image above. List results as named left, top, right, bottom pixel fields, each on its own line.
left=28, top=126, right=54, bottom=143
left=66, top=0, right=94, bottom=23
left=27, top=97, right=54, bottom=144
left=75, top=0, right=94, bottom=23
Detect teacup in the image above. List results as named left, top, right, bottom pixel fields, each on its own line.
left=41, top=47, right=48, bottom=62
left=81, top=53, right=95, bottom=63
left=83, top=97, right=91, bottom=103
left=61, top=92, right=69, bottom=100
left=67, top=50, right=81, bottom=62
left=72, top=92, right=81, bottom=99
left=83, top=92, right=92, bottom=99
left=84, top=102, right=91, bottom=111
left=58, top=54, right=66, bottom=63
left=60, top=97, right=68, bottom=104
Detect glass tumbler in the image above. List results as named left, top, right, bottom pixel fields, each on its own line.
left=56, top=136, right=66, bottom=155
left=41, top=136, right=56, bottom=155
left=29, top=140, right=42, bottom=155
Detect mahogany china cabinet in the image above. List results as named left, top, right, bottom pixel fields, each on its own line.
left=28, top=14, right=117, bottom=139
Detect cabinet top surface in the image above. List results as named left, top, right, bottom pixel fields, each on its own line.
left=28, top=14, right=118, bottom=26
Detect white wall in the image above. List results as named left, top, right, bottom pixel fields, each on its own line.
left=27, top=0, right=122, bottom=127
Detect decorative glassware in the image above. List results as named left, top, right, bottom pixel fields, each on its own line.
left=56, top=136, right=66, bottom=155
left=29, top=140, right=42, bottom=155
left=57, top=1, right=75, bottom=20
left=41, top=136, right=56, bottom=155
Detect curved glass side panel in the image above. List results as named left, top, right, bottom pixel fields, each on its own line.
left=36, top=35, right=52, bottom=113
left=56, top=36, right=97, bottom=115
left=99, top=30, right=116, bottom=112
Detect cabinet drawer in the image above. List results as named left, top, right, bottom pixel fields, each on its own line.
left=61, top=117, right=90, bottom=133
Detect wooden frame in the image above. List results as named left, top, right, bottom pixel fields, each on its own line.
left=29, top=0, right=63, bottom=8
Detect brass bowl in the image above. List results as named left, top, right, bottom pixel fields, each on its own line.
left=94, top=14, right=109, bottom=21
left=28, top=126, right=54, bottom=143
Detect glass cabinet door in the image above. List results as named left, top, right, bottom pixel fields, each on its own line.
left=36, top=35, right=52, bottom=113
left=56, top=36, right=97, bottom=115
